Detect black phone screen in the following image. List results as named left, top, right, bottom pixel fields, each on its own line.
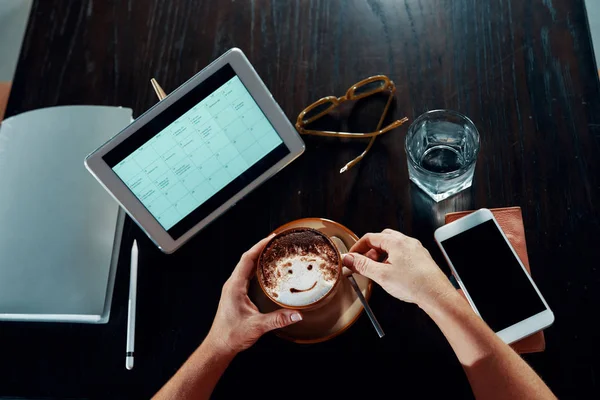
left=440, top=220, right=546, bottom=332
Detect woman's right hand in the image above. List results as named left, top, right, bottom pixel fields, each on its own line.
left=342, top=229, right=456, bottom=308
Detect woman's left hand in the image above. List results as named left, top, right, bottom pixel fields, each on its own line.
left=205, top=236, right=303, bottom=356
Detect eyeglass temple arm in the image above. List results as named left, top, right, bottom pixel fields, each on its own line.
left=339, top=92, right=406, bottom=173
left=339, top=137, right=377, bottom=173
left=339, top=120, right=408, bottom=173
left=375, top=90, right=394, bottom=131
left=298, top=117, right=408, bottom=138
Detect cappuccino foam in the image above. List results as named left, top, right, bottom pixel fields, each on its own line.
left=259, top=229, right=340, bottom=306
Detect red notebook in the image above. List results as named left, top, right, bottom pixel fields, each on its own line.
left=445, top=207, right=545, bottom=354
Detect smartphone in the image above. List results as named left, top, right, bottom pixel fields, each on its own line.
left=434, top=208, right=554, bottom=344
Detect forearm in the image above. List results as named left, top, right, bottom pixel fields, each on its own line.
left=421, top=290, right=555, bottom=400
left=153, top=335, right=236, bottom=400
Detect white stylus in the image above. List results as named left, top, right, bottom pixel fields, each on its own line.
left=126, top=240, right=138, bottom=370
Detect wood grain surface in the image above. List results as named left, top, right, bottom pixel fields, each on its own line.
left=0, top=82, right=10, bottom=120
left=3, top=0, right=600, bottom=398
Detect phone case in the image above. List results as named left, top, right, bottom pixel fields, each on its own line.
left=445, top=206, right=546, bottom=354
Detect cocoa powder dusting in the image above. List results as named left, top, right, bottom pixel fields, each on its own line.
left=259, top=228, right=339, bottom=290
left=319, top=262, right=337, bottom=281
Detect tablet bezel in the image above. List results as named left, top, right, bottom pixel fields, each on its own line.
left=85, top=48, right=304, bottom=253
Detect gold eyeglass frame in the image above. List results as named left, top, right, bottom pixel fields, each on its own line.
left=296, top=75, right=408, bottom=173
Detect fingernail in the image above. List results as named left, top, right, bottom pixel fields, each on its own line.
left=290, top=313, right=302, bottom=322
left=343, top=253, right=354, bottom=266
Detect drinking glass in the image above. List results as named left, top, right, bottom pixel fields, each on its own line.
left=405, top=110, right=480, bottom=202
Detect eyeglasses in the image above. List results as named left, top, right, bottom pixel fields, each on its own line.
left=296, top=75, right=408, bottom=173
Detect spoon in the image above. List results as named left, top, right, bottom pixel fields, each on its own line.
left=331, top=236, right=385, bottom=338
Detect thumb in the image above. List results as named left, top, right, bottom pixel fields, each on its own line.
left=343, top=253, right=385, bottom=281
left=256, top=309, right=303, bottom=333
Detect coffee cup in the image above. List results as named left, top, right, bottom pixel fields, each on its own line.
left=257, top=227, right=342, bottom=310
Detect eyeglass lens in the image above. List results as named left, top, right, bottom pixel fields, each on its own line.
left=353, top=79, right=387, bottom=96
left=302, top=100, right=336, bottom=123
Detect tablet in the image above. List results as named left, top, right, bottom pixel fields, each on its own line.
left=86, top=48, right=305, bottom=253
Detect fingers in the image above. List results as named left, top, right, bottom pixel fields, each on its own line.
left=342, top=252, right=386, bottom=281
left=232, top=235, right=275, bottom=282
left=365, top=248, right=382, bottom=262
left=350, top=230, right=418, bottom=256
left=382, top=228, right=417, bottom=242
left=349, top=232, right=396, bottom=255
left=254, top=309, right=303, bottom=333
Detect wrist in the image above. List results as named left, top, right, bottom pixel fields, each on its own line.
left=203, top=331, right=239, bottom=361
left=417, top=282, right=462, bottom=315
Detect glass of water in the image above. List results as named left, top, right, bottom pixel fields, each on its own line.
left=405, top=110, right=480, bottom=202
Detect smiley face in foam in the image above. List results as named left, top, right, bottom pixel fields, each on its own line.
left=258, top=228, right=341, bottom=308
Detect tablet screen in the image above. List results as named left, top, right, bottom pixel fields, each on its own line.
left=103, top=65, right=289, bottom=239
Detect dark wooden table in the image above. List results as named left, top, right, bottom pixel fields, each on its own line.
left=3, top=0, right=600, bottom=398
